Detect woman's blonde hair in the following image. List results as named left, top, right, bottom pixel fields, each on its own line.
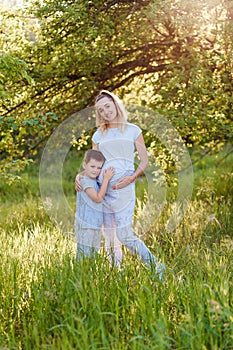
left=95, top=90, right=128, bottom=133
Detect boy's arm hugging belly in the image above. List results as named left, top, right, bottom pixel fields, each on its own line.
left=98, top=159, right=134, bottom=186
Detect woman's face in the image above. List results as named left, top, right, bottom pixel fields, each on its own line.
left=95, top=96, right=118, bottom=125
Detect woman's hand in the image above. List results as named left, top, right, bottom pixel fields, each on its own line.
left=112, top=175, right=134, bottom=190
left=75, top=174, right=83, bottom=192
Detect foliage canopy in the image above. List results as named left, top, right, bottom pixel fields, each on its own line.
left=0, top=0, right=232, bottom=180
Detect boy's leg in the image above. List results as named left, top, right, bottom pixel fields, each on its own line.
left=103, top=212, right=122, bottom=267
left=76, top=243, right=98, bottom=259
left=75, top=224, right=101, bottom=259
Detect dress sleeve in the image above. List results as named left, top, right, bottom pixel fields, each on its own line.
left=134, top=125, right=142, bottom=140
left=129, top=123, right=142, bottom=141
left=92, top=129, right=100, bottom=144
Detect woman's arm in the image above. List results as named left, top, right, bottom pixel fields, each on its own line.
left=132, top=133, right=149, bottom=180
left=75, top=171, right=85, bottom=191
left=92, top=142, right=98, bottom=150
left=112, top=133, right=148, bottom=190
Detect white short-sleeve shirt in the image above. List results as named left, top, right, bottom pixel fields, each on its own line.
left=92, top=123, right=142, bottom=184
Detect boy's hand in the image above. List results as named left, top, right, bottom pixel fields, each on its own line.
left=103, top=167, right=115, bottom=180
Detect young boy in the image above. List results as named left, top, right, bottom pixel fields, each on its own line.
left=74, top=149, right=114, bottom=259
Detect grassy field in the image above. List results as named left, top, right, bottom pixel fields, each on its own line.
left=0, top=149, right=233, bottom=349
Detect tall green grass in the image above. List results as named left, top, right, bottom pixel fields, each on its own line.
left=0, top=149, right=233, bottom=349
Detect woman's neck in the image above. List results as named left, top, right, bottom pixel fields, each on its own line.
left=107, top=121, right=119, bottom=128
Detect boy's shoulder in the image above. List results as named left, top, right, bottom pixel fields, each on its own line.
left=81, top=175, right=97, bottom=189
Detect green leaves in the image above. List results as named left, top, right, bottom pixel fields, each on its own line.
left=0, top=54, right=33, bottom=98
left=1, top=0, right=233, bottom=183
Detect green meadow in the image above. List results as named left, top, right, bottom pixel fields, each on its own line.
left=0, top=149, right=233, bottom=350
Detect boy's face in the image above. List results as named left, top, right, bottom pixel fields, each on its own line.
left=83, top=158, right=103, bottom=179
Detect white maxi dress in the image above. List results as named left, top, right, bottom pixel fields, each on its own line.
left=92, top=123, right=158, bottom=267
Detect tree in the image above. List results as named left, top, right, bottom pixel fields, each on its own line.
left=130, top=0, right=233, bottom=153
left=0, top=5, right=57, bottom=182
left=0, top=0, right=232, bottom=182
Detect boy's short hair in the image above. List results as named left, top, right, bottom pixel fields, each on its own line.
left=84, top=149, right=105, bottom=164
